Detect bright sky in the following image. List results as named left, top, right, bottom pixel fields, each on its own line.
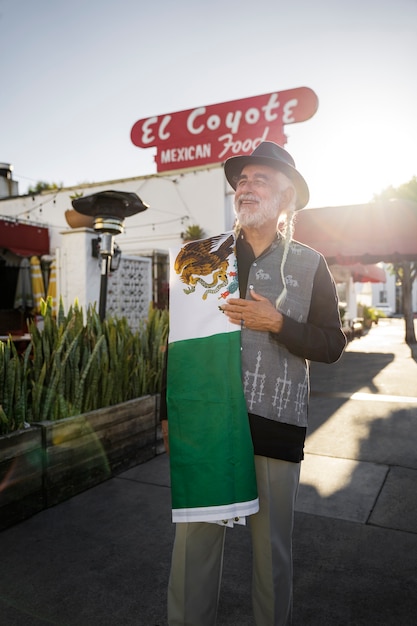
left=1, top=0, right=416, bottom=208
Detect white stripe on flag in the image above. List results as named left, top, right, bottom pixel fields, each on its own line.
left=167, top=233, right=259, bottom=525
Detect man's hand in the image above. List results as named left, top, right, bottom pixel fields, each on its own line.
left=221, top=288, right=283, bottom=333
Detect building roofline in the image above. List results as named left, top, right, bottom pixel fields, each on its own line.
left=0, top=162, right=224, bottom=202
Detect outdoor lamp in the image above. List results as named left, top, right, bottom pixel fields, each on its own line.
left=110, top=242, right=122, bottom=272
left=72, top=190, right=149, bottom=320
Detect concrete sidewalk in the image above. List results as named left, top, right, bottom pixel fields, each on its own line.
left=0, top=318, right=416, bottom=625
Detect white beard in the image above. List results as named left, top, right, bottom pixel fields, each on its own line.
left=234, top=193, right=280, bottom=228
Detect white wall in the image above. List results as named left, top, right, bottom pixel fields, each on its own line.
left=0, top=164, right=231, bottom=258
left=371, top=265, right=396, bottom=308
left=0, top=165, right=234, bottom=319
left=370, top=264, right=417, bottom=313
left=59, top=228, right=101, bottom=313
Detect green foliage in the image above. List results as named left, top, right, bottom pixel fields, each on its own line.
left=0, top=340, right=32, bottom=433
left=0, top=298, right=168, bottom=435
left=373, top=176, right=417, bottom=203
left=27, top=181, right=63, bottom=195
left=182, top=224, right=205, bottom=241
left=358, top=303, right=380, bottom=328
left=362, top=304, right=378, bottom=321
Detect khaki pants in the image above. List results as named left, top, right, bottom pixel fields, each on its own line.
left=167, top=455, right=300, bottom=626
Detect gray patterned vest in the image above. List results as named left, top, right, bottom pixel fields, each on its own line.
left=241, top=237, right=320, bottom=427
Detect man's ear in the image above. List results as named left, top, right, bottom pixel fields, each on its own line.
left=280, top=185, right=295, bottom=209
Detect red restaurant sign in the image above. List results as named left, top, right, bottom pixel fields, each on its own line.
left=130, top=87, right=318, bottom=172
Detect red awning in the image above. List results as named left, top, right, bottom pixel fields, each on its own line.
left=350, top=263, right=386, bottom=283
left=0, top=218, right=50, bottom=257
left=330, top=263, right=386, bottom=284
left=294, top=199, right=417, bottom=264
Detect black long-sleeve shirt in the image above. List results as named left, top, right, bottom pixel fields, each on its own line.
left=237, top=235, right=346, bottom=461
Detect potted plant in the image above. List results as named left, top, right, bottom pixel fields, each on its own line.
left=0, top=339, right=44, bottom=529
left=359, top=303, right=378, bottom=330
left=181, top=224, right=205, bottom=242
left=0, top=298, right=168, bottom=527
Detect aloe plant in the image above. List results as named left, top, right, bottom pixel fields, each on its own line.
left=0, top=340, right=32, bottom=434
left=0, top=297, right=169, bottom=434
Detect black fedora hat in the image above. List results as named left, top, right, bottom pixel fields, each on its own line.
left=224, top=141, right=309, bottom=210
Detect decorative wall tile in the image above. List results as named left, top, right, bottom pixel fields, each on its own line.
left=107, top=256, right=152, bottom=330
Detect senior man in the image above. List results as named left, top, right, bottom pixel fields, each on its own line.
left=163, top=141, right=346, bottom=625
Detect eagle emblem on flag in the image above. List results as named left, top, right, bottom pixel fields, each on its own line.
left=174, top=234, right=236, bottom=299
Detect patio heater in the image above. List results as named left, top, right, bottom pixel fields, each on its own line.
left=72, top=190, right=149, bottom=320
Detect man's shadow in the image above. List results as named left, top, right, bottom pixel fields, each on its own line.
left=307, top=351, right=395, bottom=434
left=292, top=404, right=417, bottom=626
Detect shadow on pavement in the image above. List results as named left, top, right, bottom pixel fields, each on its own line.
left=293, top=405, right=417, bottom=625
left=308, top=351, right=395, bottom=435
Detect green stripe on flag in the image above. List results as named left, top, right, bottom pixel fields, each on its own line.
left=167, top=331, right=258, bottom=515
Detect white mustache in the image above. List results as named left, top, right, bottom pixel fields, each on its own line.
left=237, top=193, right=260, bottom=207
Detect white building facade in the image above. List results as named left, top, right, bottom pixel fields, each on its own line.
left=0, top=164, right=235, bottom=331
left=0, top=163, right=415, bottom=335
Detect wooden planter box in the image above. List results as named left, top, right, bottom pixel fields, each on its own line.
left=0, top=427, right=44, bottom=531
left=0, top=395, right=161, bottom=529
left=39, top=394, right=160, bottom=507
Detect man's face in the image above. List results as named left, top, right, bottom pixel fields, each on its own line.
left=234, top=164, right=281, bottom=228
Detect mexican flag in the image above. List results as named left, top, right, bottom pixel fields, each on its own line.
left=167, top=232, right=259, bottom=525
